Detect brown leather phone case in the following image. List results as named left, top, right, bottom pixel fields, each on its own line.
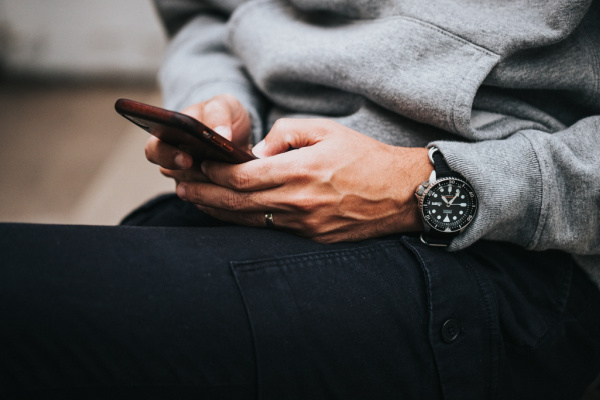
left=115, top=98, right=256, bottom=164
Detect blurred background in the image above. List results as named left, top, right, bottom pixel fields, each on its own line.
left=0, top=0, right=174, bottom=225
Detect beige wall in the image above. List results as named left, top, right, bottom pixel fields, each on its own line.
left=0, top=0, right=167, bottom=81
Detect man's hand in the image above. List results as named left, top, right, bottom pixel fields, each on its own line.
left=176, top=118, right=433, bottom=243
left=144, top=94, right=252, bottom=184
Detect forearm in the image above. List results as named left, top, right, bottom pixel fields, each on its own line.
left=434, top=115, right=600, bottom=255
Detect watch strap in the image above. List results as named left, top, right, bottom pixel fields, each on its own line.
left=432, top=150, right=461, bottom=179
left=420, top=230, right=457, bottom=247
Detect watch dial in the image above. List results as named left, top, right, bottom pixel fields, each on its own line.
left=421, top=178, right=477, bottom=233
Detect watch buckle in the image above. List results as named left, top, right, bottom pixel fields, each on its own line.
left=420, top=233, right=449, bottom=247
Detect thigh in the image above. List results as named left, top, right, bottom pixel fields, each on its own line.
left=238, top=236, right=600, bottom=400
left=231, top=237, right=441, bottom=400
left=1, top=222, right=598, bottom=400
left=0, top=223, right=442, bottom=399
left=0, top=223, right=260, bottom=399
left=409, top=239, right=600, bottom=400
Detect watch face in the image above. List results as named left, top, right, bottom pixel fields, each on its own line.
left=421, top=177, right=477, bottom=233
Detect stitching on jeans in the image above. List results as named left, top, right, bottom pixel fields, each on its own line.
left=230, top=239, right=405, bottom=273
left=461, top=254, right=500, bottom=399
left=229, top=264, right=263, bottom=398
left=558, top=264, right=574, bottom=316
left=400, top=237, right=441, bottom=392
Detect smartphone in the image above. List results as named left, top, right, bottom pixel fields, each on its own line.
left=114, top=98, right=256, bottom=164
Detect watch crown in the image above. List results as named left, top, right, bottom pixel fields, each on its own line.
left=415, top=180, right=429, bottom=197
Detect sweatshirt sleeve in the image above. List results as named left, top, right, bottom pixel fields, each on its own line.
left=433, top=115, right=600, bottom=256
left=152, top=0, right=267, bottom=143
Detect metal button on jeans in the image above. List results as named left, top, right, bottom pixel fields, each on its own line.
left=441, top=319, right=461, bottom=343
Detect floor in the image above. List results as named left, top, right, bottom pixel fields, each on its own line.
left=0, top=82, right=173, bottom=225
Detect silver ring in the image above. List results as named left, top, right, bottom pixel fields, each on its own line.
left=264, top=213, right=275, bottom=228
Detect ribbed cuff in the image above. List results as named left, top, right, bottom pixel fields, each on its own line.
left=431, top=133, right=542, bottom=251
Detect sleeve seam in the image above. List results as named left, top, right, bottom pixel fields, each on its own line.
left=520, top=133, right=546, bottom=250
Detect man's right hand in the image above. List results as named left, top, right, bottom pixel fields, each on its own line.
left=144, top=94, right=253, bottom=184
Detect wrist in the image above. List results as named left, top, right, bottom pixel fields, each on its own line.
left=389, top=146, right=433, bottom=232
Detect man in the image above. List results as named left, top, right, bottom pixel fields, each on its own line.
left=1, top=0, right=599, bottom=398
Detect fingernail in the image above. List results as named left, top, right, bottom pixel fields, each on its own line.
left=200, top=162, right=207, bottom=174
left=177, top=183, right=186, bottom=199
left=175, top=152, right=187, bottom=169
left=252, top=140, right=265, bottom=157
left=214, top=125, right=232, bottom=139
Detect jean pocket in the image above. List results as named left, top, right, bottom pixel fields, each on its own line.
left=466, top=241, right=574, bottom=349
left=230, top=239, right=441, bottom=400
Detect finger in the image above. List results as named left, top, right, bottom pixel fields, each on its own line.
left=200, top=158, right=288, bottom=192
left=213, top=94, right=252, bottom=145
left=193, top=100, right=235, bottom=140
left=181, top=95, right=251, bottom=147
left=252, top=118, right=329, bottom=158
left=160, top=167, right=210, bottom=183
left=145, top=136, right=192, bottom=169
left=178, top=182, right=267, bottom=212
left=197, top=206, right=322, bottom=240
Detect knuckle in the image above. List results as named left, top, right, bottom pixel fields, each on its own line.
left=290, top=162, right=311, bottom=181
left=291, top=192, right=317, bottom=212
left=185, top=185, right=201, bottom=203
left=221, top=191, right=245, bottom=210
left=271, top=118, right=293, bottom=134
left=229, top=169, right=252, bottom=190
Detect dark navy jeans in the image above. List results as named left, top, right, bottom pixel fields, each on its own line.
left=1, top=194, right=599, bottom=399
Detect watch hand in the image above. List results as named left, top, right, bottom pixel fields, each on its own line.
left=448, top=189, right=461, bottom=205
left=441, top=196, right=450, bottom=205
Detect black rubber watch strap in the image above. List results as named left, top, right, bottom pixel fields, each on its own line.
left=421, top=229, right=457, bottom=246
left=432, top=151, right=461, bottom=179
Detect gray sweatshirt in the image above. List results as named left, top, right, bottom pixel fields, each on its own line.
left=153, top=0, right=600, bottom=288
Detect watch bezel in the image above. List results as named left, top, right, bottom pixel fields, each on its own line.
left=419, top=176, right=478, bottom=234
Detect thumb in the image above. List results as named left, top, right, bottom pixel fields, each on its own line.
left=252, top=119, right=325, bottom=158
left=180, top=99, right=235, bottom=141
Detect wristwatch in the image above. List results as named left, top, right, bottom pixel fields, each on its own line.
left=415, top=147, right=478, bottom=246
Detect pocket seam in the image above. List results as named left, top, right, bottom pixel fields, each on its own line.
left=230, top=239, right=404, bottom=273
